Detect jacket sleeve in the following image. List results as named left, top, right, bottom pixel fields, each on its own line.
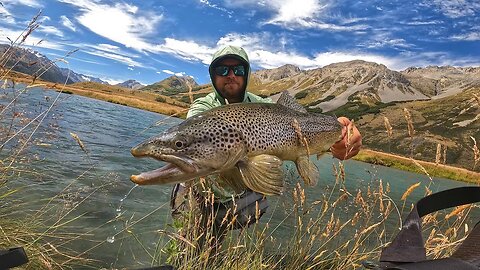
left=186, top=95, right=218, bottom=118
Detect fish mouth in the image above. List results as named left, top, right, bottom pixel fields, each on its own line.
left=130, top=148, right=207, bottom=185
left=131, top=162, right=189, bottom=185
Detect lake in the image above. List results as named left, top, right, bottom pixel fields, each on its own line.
left=0, top=85, right=477, bottom=269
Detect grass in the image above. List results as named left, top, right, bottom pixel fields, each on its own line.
left=354, top=149, right=480, bottom=184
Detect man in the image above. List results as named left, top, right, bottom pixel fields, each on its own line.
left=171, top=45, right=362, bottom=247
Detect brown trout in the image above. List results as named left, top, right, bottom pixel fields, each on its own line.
left=130, top=91, right=342, bottom=195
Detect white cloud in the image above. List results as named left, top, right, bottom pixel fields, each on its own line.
left=265, top=0, right=326, bottom=24
left=38, top=25, right=63, bottom=37
left=0, top=28, right=66, bottom=50
left=83, top=49, right=143, bottom=67
left=394, top=51, right=480, bottom=69
left=358, top=32, right=413, bottom=49
left=199, top=0, right=231, bottom=14
left=84, top=43, right=122, bottom=53
left=224, top=0, right=366, bottom=31
left=60, top=15, right=76, bottom=32
left=101, top=77, right=124, bottom=85
left=153, top=38, right=214, bottom=64
left=429, top=0, right=480, bottom=18
left=4, top=0, right=42, bottom=8
left=160, top=69, right=186, bottom=77
left=0, top=5, right=15, bottom=24
left=157, top=69, right=186, bottom=78
left=59, top=0, right=163, bottom=51
left=450, top=32, right=480, bottom=41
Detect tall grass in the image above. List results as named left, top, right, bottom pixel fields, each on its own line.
left=0, top=12, right=98, bottom=269
left=154, top=161, right=476, bottom=270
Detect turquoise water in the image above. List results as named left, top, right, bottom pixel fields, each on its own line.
left=0, top=86, right=477, bottom=269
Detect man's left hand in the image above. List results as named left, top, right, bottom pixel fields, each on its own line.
left=330, top=117, right=362, bottom=160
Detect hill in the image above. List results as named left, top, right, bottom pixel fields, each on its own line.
left=116, top=79, right=144, bottom=90
left=140, top=75, right=198, bottom=95
left=0, top=44, right=108, bottom=85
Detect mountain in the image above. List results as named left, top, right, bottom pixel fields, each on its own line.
left=401, top=66, right=480, bottom=98
left=140, top=75, right=199, bottom=96
left=356, top=86, right=480, bottom=172
left=0, top=44, right=74, bottom=84
left=253, top=64, right=301, bottom=83
left=59, top=68, right=109, bottom=84
left=116, top=79, right=144, bottom=90
left=0, top=44, right=107, bottom=85
left=247, top=60, right=480, bottom=113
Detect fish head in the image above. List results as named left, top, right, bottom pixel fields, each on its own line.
left=130, top=117, right=246, bottom=185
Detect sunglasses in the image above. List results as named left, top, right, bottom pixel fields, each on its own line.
left=213, top=65, right=246, bottom=76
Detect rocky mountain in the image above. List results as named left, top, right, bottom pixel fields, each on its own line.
left=252, top=64, right=301, bottom=83
left=140, top=75, right=199, bottom=96
left=247, top=60, right=480, bottom=113
left=401, top=66, right=480, bottom=98
left=0, top=44, right=74, bottom=84
left=59, top=67, right=108, bottom=84
left=0, top=44, right=107, bottom=85
left=116, top=79, right=144, bottom=90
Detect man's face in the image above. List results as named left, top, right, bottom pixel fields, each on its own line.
left=212, top=58, right=246, bottom=103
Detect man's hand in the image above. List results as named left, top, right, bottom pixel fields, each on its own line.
left=330, top=117, right=362, bottom=160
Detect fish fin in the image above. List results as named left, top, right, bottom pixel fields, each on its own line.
left=237, top=154, right=284, bottom=195
left=277, top=91, right=307, bottom=113
left=296, top=156, right=319, bottom=186
left=219, top=168, right=248, bottom=193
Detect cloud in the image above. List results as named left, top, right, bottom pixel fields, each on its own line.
left=394, top=51, right=480, bottom=69
left=263, top=0, right=326, bottom=25
left=0, top=28, right=66, bottom=50
left=60, top=15, right=76, bottom=32
left=450, top=32, right=480, bottom=41
left=153, top=38, right=214, bottom=64
left=427, top=0, right=480, bottom=18
left=358, top=32, right=414, bottom=49
left=160, top=69, right=186, bottom=77
left=4, top=0, right=42, bottom=8
left=82, top=49, right=144, bottom=67
left=38, top=25, right=63, bottom=37
left=0, top=5, right=15, bottom=24
left=199, top=0, right=232, bottom=14
left=59, top=0, right=163, bottom=51
left=224, top=0, right=366, bottom=31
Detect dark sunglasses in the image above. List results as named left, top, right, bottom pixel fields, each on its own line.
left=213, top=65, right=246, bottom=76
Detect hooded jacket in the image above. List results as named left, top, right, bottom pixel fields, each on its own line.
left=186, top=45, right=272, bottom=118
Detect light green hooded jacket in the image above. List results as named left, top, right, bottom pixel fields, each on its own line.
left=186, top=45, right=273, bottom=200
left=186, top=45, right=272, bottom=118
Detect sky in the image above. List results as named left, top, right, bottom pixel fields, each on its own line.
left=0, top=0, right=479, bottom=85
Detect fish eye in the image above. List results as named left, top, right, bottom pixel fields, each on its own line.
left=174, top=140, right=184, bottom=149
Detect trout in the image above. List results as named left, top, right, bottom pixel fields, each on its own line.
left=130, top=91, right=342, bottom=195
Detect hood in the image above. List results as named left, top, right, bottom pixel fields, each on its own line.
left=209, top=45, right=251, bottom=103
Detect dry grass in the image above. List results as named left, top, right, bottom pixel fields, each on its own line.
left=156, top=160, right=477, bottom=270
left=0, top=15, right=101, bottom=269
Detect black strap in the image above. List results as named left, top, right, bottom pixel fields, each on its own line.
left=0, top=247, right=29, bottom=269
left=380, top=186, right=480, bottom=267
left=385, top=258, right=478, bottom=270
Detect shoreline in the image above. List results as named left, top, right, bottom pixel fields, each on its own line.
left=5, top=75, right=479, bottom=183
left=354, top=149, right=480, bottom=184
left=5, top=75, right=189, bottom=117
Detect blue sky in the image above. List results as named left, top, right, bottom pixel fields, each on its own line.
left=1, top=0, right=479, bottom=85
